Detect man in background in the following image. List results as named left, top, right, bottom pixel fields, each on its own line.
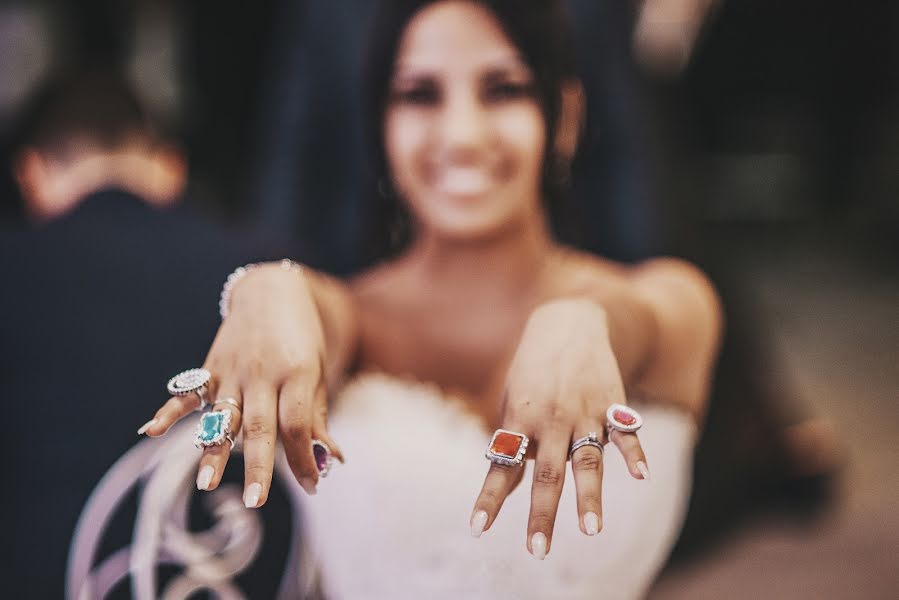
left=0, top=68, right=291, bottom=598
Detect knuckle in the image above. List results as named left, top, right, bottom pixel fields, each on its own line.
left=530, top=509, right=556, bottom=528
left=572, top=451, right=602, bottom=472
left=246, top=463, right=272, bottom=479
left=542, top=403, right=573, bottom=426
left=281, top=418, right=309, bottom=445
left=534, top=464, right=563, bottom=486
left=246, top=357, right=267, bottom=378
left=488, top=463, right=518, bottom=479
left=579, top=492, right=601, bottom=507
left=478, top=487, right=502, bottom=505
left=243, top=418, right=272, bottom=440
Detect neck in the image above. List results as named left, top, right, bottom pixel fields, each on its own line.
left=25, top=146, right=182, bottom=222
left=406, top=209, right=557, bottom=298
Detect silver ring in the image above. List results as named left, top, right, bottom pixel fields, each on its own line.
left=606, top=403, right=643, bottom=434
left=195, top=409, right=234, bottom=450
left=213, top=397, right=242, bottom=412
left=167, top=368, right=211, bottom=411
left=485, top=429, right=529, bottom=467
left=570, top=431, right=604, bottom=458
left=312, top=439, right=334, bottom=477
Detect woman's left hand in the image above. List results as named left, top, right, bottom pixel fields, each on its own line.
left=470, top=298, right=649, bottom=559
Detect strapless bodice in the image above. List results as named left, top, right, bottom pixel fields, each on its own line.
left=301, top=375, right=696, bottom=600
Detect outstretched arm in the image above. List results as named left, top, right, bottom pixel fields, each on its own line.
left=471, top=256, right=722, bottom=558
left=142, top=261, right=361, bottom=505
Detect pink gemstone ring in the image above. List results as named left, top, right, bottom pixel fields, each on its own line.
left=606, top=403, right=643, bottom=434
left=312, top=439, right=334, bottom=477
left=485, top=429, right=529, bottom=467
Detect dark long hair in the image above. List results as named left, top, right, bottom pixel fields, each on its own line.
left=363, top=0, right=582, bottom=262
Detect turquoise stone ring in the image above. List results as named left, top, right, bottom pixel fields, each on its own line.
left=194, top=409, right=234, bottom=449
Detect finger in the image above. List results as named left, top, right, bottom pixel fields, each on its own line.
left=609, top=429, right=650, bottom=480
left=471, top=426, right=528, bottom=538
left=140, top=393, right=203, bottom=437
left=241, top=384, right=278, bottom=508
left=527, top=427, right=569, bottom=560
left=311, top=384, right=344, bottom=464
left=570, top=428, right=604, bottom=536
left=196, top=392, right=243, bottom=492
left=278, top=374, right=320, bottom=495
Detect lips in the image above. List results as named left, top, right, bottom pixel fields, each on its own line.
left=435, top=166, right=491, bottom=197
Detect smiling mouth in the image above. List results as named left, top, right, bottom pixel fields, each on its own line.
left=435, top=166, right=492, bottom=197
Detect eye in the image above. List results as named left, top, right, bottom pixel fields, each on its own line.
left=391, top=81, right=440, bottom=105
left=483, top=80, right=536, bottom=103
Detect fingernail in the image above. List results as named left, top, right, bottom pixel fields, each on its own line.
left=584, top=511, right=600, bottom=536
left=244, top=483, right=262, bottom=508
left=531, top=532, right=547, bottom=560
left=636, top=461, right=651, bottom=480
left=137, top=419, right=157, bottom=435
left=299, top=477, right=317, bottom=496
left=470, top=510, right=488, bottom=538
left=196, top=465, right=214, bottom=491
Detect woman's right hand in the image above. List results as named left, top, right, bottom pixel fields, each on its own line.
left=141, top=262, right=343, bottom=506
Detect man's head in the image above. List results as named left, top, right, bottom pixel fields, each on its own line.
left=11, top=68, right=186, bottom=222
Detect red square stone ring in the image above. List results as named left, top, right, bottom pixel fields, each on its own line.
left=485, top=429, right=529, bottom=467
left=606, top=403, right=644, bottom=434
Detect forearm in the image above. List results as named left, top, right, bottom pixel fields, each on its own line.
left=305, top=270, right=360, bottom=385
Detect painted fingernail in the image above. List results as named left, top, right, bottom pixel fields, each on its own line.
left=531, top=532, right=547, bottom=560
left=137, top=419, right=157, bottom=435
left=244, top=483, right=262, bottom=508
left=470, top=510, right=488, bottom=538
left=196, top=465, right=214, bottom=491
left=584, top=511, right=600, bottom=536
left=636, top=461, right=651, bottom=480
left=299, top=477, right=318, bottom=496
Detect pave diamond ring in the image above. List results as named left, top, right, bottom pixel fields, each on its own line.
left=167, top=368, right=211, bottom=411
left=570, top=431, right=604, bottom=458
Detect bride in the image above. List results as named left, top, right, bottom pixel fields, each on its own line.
left=142, top=1, right=721, bottom=597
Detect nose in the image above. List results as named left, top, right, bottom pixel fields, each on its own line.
left=439, top=87, right=488, bottom=160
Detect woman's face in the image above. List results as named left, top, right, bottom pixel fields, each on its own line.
left=385, top=1, right=546, bottom=241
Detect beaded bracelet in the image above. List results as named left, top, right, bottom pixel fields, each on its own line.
left=218, top=259, right=303, bottom=320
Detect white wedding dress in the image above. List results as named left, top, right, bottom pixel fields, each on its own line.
left=301, top=375, right=697, bottom=600
left=69, top=375, right=695, bottom=600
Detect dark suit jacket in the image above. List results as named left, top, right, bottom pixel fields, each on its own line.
left=0, top=188, right=293, bottom=599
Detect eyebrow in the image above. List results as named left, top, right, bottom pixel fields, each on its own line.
left=393, top=55, right=530, bottom=79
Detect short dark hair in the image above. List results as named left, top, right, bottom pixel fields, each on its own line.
left=10, top=68, right=153, bottom=162
left=362, top=0, right=581, bottom=261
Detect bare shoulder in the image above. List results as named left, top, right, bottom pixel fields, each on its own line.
left=628, top=257, right=723, bottom=340
left=552, top=249, right=723, bottom=419
left=629, top=257, right=724, bottom=420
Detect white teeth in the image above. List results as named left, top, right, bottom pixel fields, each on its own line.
left=438, top=167, right=490, bottom=196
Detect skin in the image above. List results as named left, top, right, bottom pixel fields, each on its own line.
left=144, top=1, right=722, bottom=559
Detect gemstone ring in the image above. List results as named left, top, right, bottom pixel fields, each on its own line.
left=195, top=409, right=234, bottom=450
left=167, top=368, right=211, bottom=411
left=485, top=429, right=529, bottom=467
left=606, top=403, right=643, bottom=435
left=312, top=439, right=334, bottom=477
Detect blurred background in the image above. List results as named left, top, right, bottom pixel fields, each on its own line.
left=0, top=0, right=896, bottom=598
